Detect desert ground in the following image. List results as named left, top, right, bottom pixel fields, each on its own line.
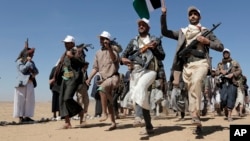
left=0, top=100, right=249, bottom=141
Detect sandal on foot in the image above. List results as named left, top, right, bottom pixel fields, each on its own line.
left=133, top=120, right=145, bottom=127
left=78, top=121, right=87, bottom=128
left=99, top=114, right=108, bottom=122
left=107, top=124, right=116, bottom=131
left=191, top=117, right=201, bottom=125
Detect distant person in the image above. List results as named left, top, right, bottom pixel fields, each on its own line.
left=49, top=62, right=61, bottom=121
left=208, top=68, right=222, bottom=117
left=112, top=73, right=124, bottom=119
left=120, top=65, right=133, bottom=117
left=169, top=71, right=187, bottom=120
left=150, top=80, right=164, bottom=117
left=13, top=40, right=39, bottom=123
left=90, top=73, right=102, bottom=117
left=235, top=74, right=247, bottom=117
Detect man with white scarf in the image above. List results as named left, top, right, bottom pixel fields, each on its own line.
left=121, top=18, right=165, bottom=135
left=160, top=4, right=224, bottom=135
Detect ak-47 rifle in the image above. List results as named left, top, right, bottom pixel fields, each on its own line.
left=128, top=35, right=163, bottom=68
left=22, top=38, right=29, bottom=62
left=110, top=38, right=123, bottom=53
left=22, top=38, right=38, bottom=87
left=74, top=43, right=94, bottom=58
left=76, top=43, right=94, bottom=52
left=217, top=65, right=233, bottom=85
left=178, top=22, right=221, bottom=59
left=53, top=43, right=94, bottom=83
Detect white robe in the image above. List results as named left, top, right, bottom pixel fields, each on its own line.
left=130, top=65, right=156, bottom=110
left=13, top=81, right=35, bottom=118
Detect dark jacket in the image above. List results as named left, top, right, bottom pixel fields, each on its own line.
left=160, top=13, right=224, bottom=71
left=121, top=34, right=165, bottom=61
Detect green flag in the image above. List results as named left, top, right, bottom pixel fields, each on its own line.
left=133, top=0, right=161, bottom=19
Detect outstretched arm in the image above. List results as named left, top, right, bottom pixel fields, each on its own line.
left=160, top=2, right=179, bottom=40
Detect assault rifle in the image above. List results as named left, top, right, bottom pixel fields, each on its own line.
left=178, top=22, right=221, bottom=59
left=110, top=38, right=123, bottom=53
left=128, top=35, right=163, bottom=67
left=23, top=38, right=29, bottom=62
left=54, top=43, right=94, bottom=83
left=217, top=65, right=233, bottom=84
left=76, top=43, right=94, bottom=52
left=73, top=43, right=94, bottom=58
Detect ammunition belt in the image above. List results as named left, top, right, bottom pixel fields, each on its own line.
left=63, top=71, right=74, bottom=78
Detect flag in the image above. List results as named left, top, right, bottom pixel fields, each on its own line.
left=133, top=0, right=161, bottom=19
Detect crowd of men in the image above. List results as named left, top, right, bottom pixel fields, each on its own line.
left=13, top=4, right=249, bottom=136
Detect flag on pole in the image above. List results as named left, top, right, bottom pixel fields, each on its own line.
left=133, top=0, right=162, bottom=19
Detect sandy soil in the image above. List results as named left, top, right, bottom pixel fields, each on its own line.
left=0, top=100, right=249, bottom=141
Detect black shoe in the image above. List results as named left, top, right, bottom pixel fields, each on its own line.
left=146, top=128, right=154, bottom=134
left=193, top=126, right=202, bottom=135
left=181, top=112, right=185, bottom=119
left=19, top=117, right=24, bottom=123
left=24, top=117, right=34, bottom=122
left=224, top=109, right=228, bottom=117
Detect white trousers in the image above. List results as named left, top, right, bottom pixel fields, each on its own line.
left=13, top=81, right=35, bottom=118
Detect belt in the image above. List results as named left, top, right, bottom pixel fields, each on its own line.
left=186, top=55, right=204, bottom=63
left=63, top=71, right=74, bottom=78
left=190, top=50, right=206, bottom=58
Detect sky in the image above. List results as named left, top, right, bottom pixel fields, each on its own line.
left=0, top=0, right=249, bottom=102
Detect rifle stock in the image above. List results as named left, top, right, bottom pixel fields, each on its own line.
left=22, top=38, right=29, bottom=62
left=178, top=22, right=221, bottom=59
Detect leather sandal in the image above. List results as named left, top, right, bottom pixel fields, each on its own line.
left=107, top=123, right=116, bottom=131
left=191, top=117, right=201, bottom=125
left=99, top=113, right=108, bottom=122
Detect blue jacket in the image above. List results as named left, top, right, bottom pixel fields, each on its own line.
left=15, top=59, right=39, bottom=87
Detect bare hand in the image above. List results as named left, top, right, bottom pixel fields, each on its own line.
left=220, top=69, right=227, bottom=75
left=121, top=58, right=132, bottom=66
left=66, top=50, right=74, bottom=58
left=148, top=40, right=157, bottom=49
left=49, top=78, right=55, bottom=84
left=161, top=0, right=167, bottom=14
left=85, top=79, right=91, bottom=86
left=161, top=7, right=166, bottom=14
left=27, top=56, right=32, bottom=61
left=197, top=36, right=210, bottom=45
left=225, top=73, right=234, bottom=79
